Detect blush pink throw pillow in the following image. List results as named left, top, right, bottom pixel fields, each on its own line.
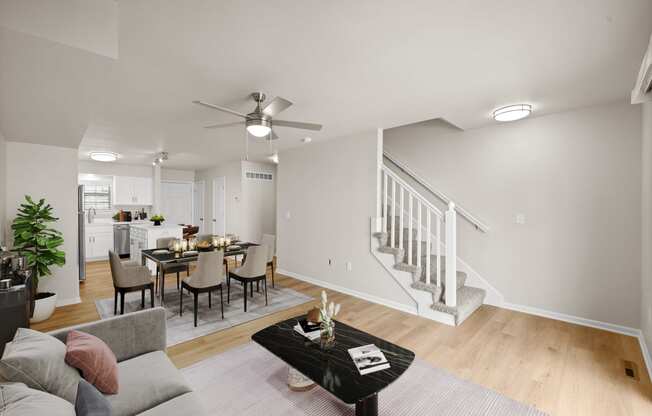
left=65, top=330, right=119, bottom=394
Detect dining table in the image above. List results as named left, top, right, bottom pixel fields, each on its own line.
left=140, top=242, right=258, bottom=304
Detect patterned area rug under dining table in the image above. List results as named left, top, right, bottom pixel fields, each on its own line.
left=95, top=282, right=313, bottom=347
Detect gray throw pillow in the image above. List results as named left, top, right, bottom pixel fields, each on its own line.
left=75, top=379, right=112, bottom=416
left=0, top=382, right=75, bottom=416
left=0, top=328, right=81, bottom=403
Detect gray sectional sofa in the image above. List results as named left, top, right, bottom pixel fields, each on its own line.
left=2, top=307, right=206, bottom=416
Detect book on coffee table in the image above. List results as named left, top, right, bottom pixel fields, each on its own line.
left=294, top=319, right=320, bottom=341
left=348, top=344, right=390, bottom=375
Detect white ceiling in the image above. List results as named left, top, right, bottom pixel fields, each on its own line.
left=1, top=0, right=651, bottom=170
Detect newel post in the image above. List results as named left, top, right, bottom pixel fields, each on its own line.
left=445, top=201, right=457, bottom=307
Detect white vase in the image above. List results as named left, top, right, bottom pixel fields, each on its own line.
left=30, top=293, right=57, bottom=323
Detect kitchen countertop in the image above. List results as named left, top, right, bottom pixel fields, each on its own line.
left=130, top=223, right=183, bottom=230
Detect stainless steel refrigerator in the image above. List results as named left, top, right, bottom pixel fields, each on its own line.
left=78, top=185, right=86, bottom=281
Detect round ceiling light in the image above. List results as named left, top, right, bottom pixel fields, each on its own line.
left=89, top=151, right=118, bottom=162
left=247, top=124, right=272, bottom=137
left=493, top=104, right=532, bottom=122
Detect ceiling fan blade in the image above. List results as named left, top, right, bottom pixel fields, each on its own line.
left=193, top=100, right=248, bottom=118
left=262, top=97, right=293, bottom=117
left=204, top=121, right=245, bottom=129
left=273, top=119, right=323, bottom=131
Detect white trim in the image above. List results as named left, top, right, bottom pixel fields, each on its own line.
left=277, top=268, right=419, bottom=316
left=56, top=296, right=81, bottom=307
left=638, top=335, right=652, bottom=383
left=502, top=302, right=640, bottom=337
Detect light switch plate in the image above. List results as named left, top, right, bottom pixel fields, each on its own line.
left=285, top=211, right=291, bottom=220
left=346, top=261, right=352, bottom=271
left=515, top=213, right=526, bottom=225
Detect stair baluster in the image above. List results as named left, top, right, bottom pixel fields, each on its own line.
left=390, top=178, right=396, bottom=248
left=399, top=187, right=404, bottom=252
left=408, top=194, right=413, bottom=266
left=383, top=171, right=388, bottom=233
left=425, top=210, right=431, bottom=286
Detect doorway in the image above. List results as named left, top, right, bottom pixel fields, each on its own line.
left=212, top=177, right=226, bottom=235
left=161, top=181, right=193, bottom=226
left=193, top=181, right=205, bottom=233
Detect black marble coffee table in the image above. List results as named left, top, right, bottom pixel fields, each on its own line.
left=252, top=316, right=415, bottom=416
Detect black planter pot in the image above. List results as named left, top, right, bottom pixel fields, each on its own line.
left=153, top=220, right=162, bottom=226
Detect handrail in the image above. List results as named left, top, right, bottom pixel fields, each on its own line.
left=383, top=151, right=490, bottom=233
left=382, top=166, right=442, bottom=217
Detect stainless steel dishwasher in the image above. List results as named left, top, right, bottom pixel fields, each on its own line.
left=113, top=224, right=130, bottom=258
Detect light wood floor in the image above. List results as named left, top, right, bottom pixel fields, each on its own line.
left=33, top=260, right=652, bottom=415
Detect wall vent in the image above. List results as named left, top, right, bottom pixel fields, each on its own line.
left=245, top=171, right=273, bottom=181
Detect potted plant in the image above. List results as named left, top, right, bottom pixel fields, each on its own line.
left=150, top=214, right=165, bottom=226
left=11, top=196, right=66, bottom=323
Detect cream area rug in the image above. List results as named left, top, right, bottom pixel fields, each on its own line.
left=95, top=283, right=313, bottom=347
left=182, top=342, right=548, bottom=416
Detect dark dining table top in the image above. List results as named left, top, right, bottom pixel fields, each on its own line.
left=252, top=315, right=415, bottom=404
left=140, top=242, right=258, bottom=264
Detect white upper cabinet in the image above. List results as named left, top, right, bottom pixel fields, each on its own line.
left=113, top=176, right=153, bottom=205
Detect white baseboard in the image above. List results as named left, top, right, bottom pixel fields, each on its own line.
left=638, top=334, right=652, bottom=383
left=277, top=268, right=418, bottom=316
left=56, top=296, right=81, bottom=307
left=501, top=302, right=640, bottom=337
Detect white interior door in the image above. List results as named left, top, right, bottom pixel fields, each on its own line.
left=193, top=181, right=205, bottom=233
left=160, top=181, right=193, bottom=226
left=212, top=177, right=226, bottom=235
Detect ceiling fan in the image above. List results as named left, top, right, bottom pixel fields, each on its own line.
left=193, top=92, right=322, bottom=140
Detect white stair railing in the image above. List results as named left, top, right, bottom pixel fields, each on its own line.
left=381, top=165, right=458, bottom=306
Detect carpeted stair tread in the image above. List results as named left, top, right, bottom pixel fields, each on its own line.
left=431, top=286, right=486, bottom=324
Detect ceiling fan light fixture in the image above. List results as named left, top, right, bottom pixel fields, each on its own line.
left=246, top=124, right=272, bottom=137
left=493, top=104, right=532, bottom=122
left=90, top=151, right=118, bottom=162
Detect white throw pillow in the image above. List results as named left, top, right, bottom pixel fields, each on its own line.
left=0, top=382, right=75, bottom=416
left=0, top=328, right=81, bottom=403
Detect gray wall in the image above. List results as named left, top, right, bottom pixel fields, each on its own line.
left=277, top=130, right=413, bottom=308
left=196, top=161, right=244, bottom=237
left=385, top=102, right=642, bottom=328
left=642, top=101, right=652, bottom=353
left=0, top=131, right=6, bottom=245
left=5, top=142, right=80, bottom=305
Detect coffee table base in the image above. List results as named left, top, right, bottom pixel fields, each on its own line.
left=355, top=393, right=378, bottom=416
left=287, top=367, right=316, bottom=392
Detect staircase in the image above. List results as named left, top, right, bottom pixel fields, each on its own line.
left=371, top=157, right=497, bottom=326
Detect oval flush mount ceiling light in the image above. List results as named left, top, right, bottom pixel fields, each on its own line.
left=89, top=151, right=118, bottom=162
left=493, top=104, right=532, bottom=122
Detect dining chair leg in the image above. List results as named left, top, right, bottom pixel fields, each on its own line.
left=150, top=285, right=154, bottom=308
left=176, top=271, right=180, bottom=290
left=271, top=262, right=275, bottom=288
left=186, top=264, right=190, bottom=276
left=120, top=291, right=125, bottom=315
left=155, top=266, right=159, bottom=294
left=193, top=291, right=198, bottom=327
left=180, top=286, right=183, bottom=316
left=114, top=290, right=118, bottom=315
left=256, top=281, right=259, bottom=293
left=250, top=281, right=254, bottom=297
left=220, top=285, right=224, bottom=319
left=209, top=291, right=212, bottom=308
left=243, top=281, right=248, bottom=313
left=264, top=277, right=268, bottom=306
left=141, top=289, right=145, bottom=308
left=227, top=275, right=230, bottom=303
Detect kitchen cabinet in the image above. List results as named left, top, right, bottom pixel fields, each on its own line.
left=130, top=224, right=183, bottom=274
left=86, top=225, right=114, bottom=260
left=113, top=176, right=153, bottom=206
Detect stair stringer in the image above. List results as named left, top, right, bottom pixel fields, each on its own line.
left=369, top=218, right=456, bottom=326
